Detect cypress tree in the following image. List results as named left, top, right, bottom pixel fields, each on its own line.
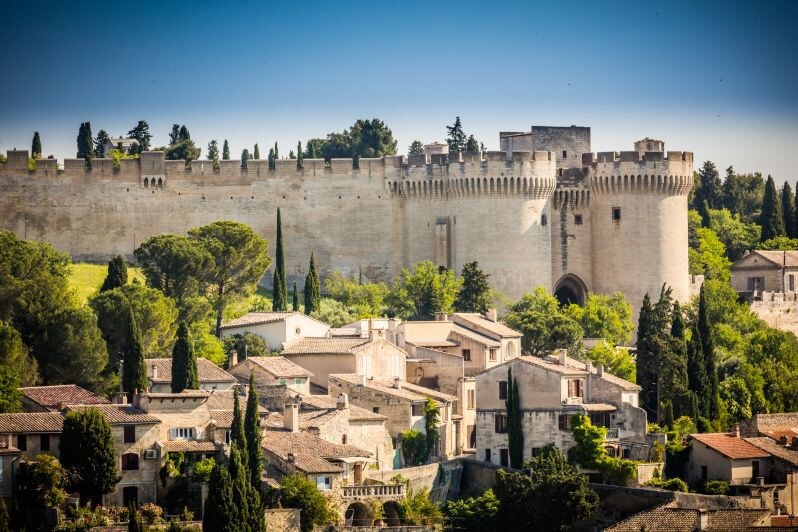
left=94, top=129, right=110, bottom=157
left=506, top=367, right=523, bottom=469
left=241, top=149, right=249, bottom=170
left=782, top=182, right=796, bottom=238
left=222, top=139, right=230, bottom=160
left=303, top=253, right=321, bottom=314
left=0, top=496, right=9, bottom=532
left=228, top=444, right=264, bottom=531
left=698, top=285, right=719, bottom=421
left=274, top=142, right=279, bottom=159
left=761, top=175, right=784, bottom=241
left=77, top=122, right=94, bottom=168
left=454, top=261, right=492, bottom=313
left=268, top=147, right=275, bottom=169
left=244, top=373, right=263, bottom=488
left=31, top=131, right=42, bottom=157
left=203, top=463, right=234, bottom=531
left=292, top=282, right=299, bottom=311
left=297, top=141, right=303, bottom=169
left=122, top=304, right=147, bottom=402
left=100, top=255, right=128, bottom=292
left=254, top=143, right=260, bottom=160
left=171, top=322, right=198, bottom=392
left=272, top=208, right=288, bottom=311
left=635, top=294, right=657, bottom=418
left=687, top=322, right=710, bottom=419
left=231, top=392, right=247, bottom=466
left=309, top=141, right=318, bottom=159
left=699, top=199, right=712, bottom=228
left=666, top=301, right=690, bottom=420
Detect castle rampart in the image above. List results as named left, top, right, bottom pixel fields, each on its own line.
left=0, top=127, right=692, bottom=327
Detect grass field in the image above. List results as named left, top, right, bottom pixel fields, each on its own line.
left=69, top=263, right=145, bottom=303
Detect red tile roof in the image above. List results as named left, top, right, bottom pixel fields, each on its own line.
left=147, top=358, right=235, bottom=384
left=158, top=441, right=219, bottom=453
left=691, top=432, right=771, bottom=460
left=261, top=429, right=371, bottom=474
left=241, top=356, right=314, bottom=378
left=19, top=384, right=110, bottom=411
left=0, top=413, right=64, bottom=433
left=281, top=337, right=372, bottom=355
left=64, top=404, right=160, bottom=425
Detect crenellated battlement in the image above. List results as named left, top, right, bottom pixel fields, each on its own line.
left=582, top=150, right=693, bottom=196
left=553, top=186, right=591, bottom=210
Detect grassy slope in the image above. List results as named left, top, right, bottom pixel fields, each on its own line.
left=69, top=263, right=145, bottom=304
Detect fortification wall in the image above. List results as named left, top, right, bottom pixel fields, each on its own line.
left=551, top=187, right=594, bottom=292
left=586, top=151, right=693, bottom=319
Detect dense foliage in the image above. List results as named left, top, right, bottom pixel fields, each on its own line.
left=504, top=287, right=583, bottom=356
left=386, top=261, right=461, bottom=320
left=279, top=474, right=338, bottom=532
left=304, top=118, right=397, bottom=160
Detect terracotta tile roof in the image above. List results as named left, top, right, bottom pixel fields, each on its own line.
left=158, top=440, right=219, bottom=453
left=146, top=358, right=235, bottom=384
left=691, top=432, right=771, bottom=460
left=19, top=384, right=110, bottom=410
left=547, top=354, right=641, bottom=391
left=604, top=505, right=771, bottom=531
left=770, top=515, right=798, bottom=527
left=64, top=404, right=160, bottom=425
left=745, top=437, right=798, bottom=466
left=281, top=337, right=372, bottom=355
left=221, top=311, right=329, bottom=330
left=0, top=413, right=64, bottom=433
left=0, top=443, right=21, bottom=455
left=145, top=390, right=212, bottom=399
left=452, top=313, right=522, bottom=338
left=450, top=324, right=502, bottom=347
left=409, top=339, right=460, bottom=348
left=300, top=394, right=387, bottom=421
left=261, top=428, right=370, bottom=474
left=240, top=356, right=314, bottom=378
left=750, top=250, right=798, bottom=268
left=581, top=403, right=617, bottom=413
left=517, top=355, right=588, bottom=376
left=329, top=374, right=454, bottom=404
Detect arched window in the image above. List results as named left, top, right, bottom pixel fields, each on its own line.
left=143, top=178, right=149, bottom=188
left=157, top=177, right=163, bottom=188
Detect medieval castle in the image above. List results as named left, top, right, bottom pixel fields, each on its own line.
left=0, top=125, right=693, bottom=318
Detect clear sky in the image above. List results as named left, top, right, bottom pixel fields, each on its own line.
left=1, top=0, right=796, bottom=179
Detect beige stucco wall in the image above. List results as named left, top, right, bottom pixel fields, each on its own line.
left=104, top=422, right=161, bottom=506
left=688, top=440, right=770, bottom=486
left=284, top=353, right=356, bottom=389
left=229, top=358, right=310, bottom=395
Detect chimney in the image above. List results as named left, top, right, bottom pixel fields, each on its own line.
left=559, top=351, right=567, bottom=366
left=337, top=393, right=349, bottom=410
left=393, top=377, right=402, bottom=390
left=151, top=363, right=158, bottom=380
left=486, top=308, right=498, bottom=322
left=113, top=392, right=128, bottom=405
left=585, top=360, right=593, bottom=373
left=597, top=364, right=604, bottom=377
left=734, top=424, right=741, bottom=438
left=696, top=509, right=709, bottom=531
left=359, top=374, right=367, bottom=387
left=757, top=476, right=765, bottom=486
left=228, top=350, right=238, bottom=368
left=283, top=400, right=299, bottom=432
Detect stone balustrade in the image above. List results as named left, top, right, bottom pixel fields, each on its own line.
left=341, top=483, right=405, bottom=500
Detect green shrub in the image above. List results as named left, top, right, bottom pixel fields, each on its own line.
left=699, top=479, right=729, bottom=495
left=28, top=157, right=36, bottom=171
left=643, top=477, right=688, bottom=492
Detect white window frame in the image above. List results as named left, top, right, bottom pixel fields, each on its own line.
left=172, top=427, right=195, bottom=440
left=316, top=475, right=332, bottom=491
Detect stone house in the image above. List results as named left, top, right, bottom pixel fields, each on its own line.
left=281, top=335, right=407, bottom=390
left=146, top=357, right=236, bottom=392
left=228, top=355, right=313, bottom=395
left=730, top=250, right=798, bottom=296
left=0, top=443, right=21, bottom=500
left=102, top=137, right=139, bottom=157
left=739, top=412, right=798, bottom=443
left=63, top=404, right=162, bottom=507
left=327, top=374, right=459, bottom=459
left=0, top=413, right=64, bottom=460
left=19, top=384, right=110, bottom=412
left=220, top=311, right=331, bottom=352
left=475, top=353, right=646, bottom=467
left=390, top=310, right=522, bottom=376
left=604, top=506, right=771, bottom=532
left=688, top=431, right=798, bottom=514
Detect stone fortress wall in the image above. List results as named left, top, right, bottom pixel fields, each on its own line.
left=0, top=126, right=693, bottom=323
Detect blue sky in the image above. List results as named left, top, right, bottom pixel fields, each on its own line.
left=1, top=0, right=796, bottom=179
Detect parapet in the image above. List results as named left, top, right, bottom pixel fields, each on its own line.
left=584, top=149, right=694, bottom=196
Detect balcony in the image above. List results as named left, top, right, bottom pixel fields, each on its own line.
left=605, top=428, right=619, bottom=439
left=341, top=483, right=406, bottom=500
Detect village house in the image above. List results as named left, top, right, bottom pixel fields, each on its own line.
left=328, top=373, right=459, bottom=459
left=739, top=412, right=798, bottom=443
left=688, top=430, right=798, bottom=514
left=475, top=353, right=646, bottom=467
left=19, top=384, right=110, bottom=412
left=730, top=250, right=798, bottom=296
left=220, top=311, right=330, bottom=351
left=0, top=412, right=64, bottom=460
left=333, top=318, right=401, bottom=338
left=102, top=137, right=139, bottom=157
left=146, top=357, right=236, bottom=392
left=281, top=334, right=407, bottom=390
left=604, top=506, right=773, bottom=532
left=228, top=355, right=313, bottom=396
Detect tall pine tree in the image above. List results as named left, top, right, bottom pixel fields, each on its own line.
left=122, top=303, right=147, bottom=401
left=253, top=143, right=260, bottom=160
left=760, top=175, right=784, bottom=241
left=77, top=122, right=94, bottom=168
left=698, top=285, right=719, bottom=421
left=100, top=255, right=128, bottom=292
left=664, top=301, right=690, bottom=421
left=304, top=253, right=321, bottom=314
left=31, top=131, right=42, bottom=157
left=272, top=208, right=288, bottom=311
left=241, top=149, right=249, bottom=169
left=297, top=141, right=303, bottom=169
left=171, top=322, right=198, bottom=392
left=231, top=392, right=247, bottom=467
left=782, top=182, right=796, bottom=238
left=635, top=294, right=657, bottom=419
left=222, top=139, right=230, bottom=160
left=506, top=367, right=523, bottom=469
left=693, top=161, right=722, bottom=210
left=687, top=321, right=709, bottom=420
left=228, top=444, right=264, bottom=530
left=292, top=282, right=299, bottom=311
left=245, top=373, right=263, bottom=488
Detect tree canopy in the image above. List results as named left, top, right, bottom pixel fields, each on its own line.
left=304, top=118, right=398, bottom=160
left=454, top=261, right=493, bottom=314
left=504, top=288, right=583, bottom=356
left=386, top=261, right=461, bottom=320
